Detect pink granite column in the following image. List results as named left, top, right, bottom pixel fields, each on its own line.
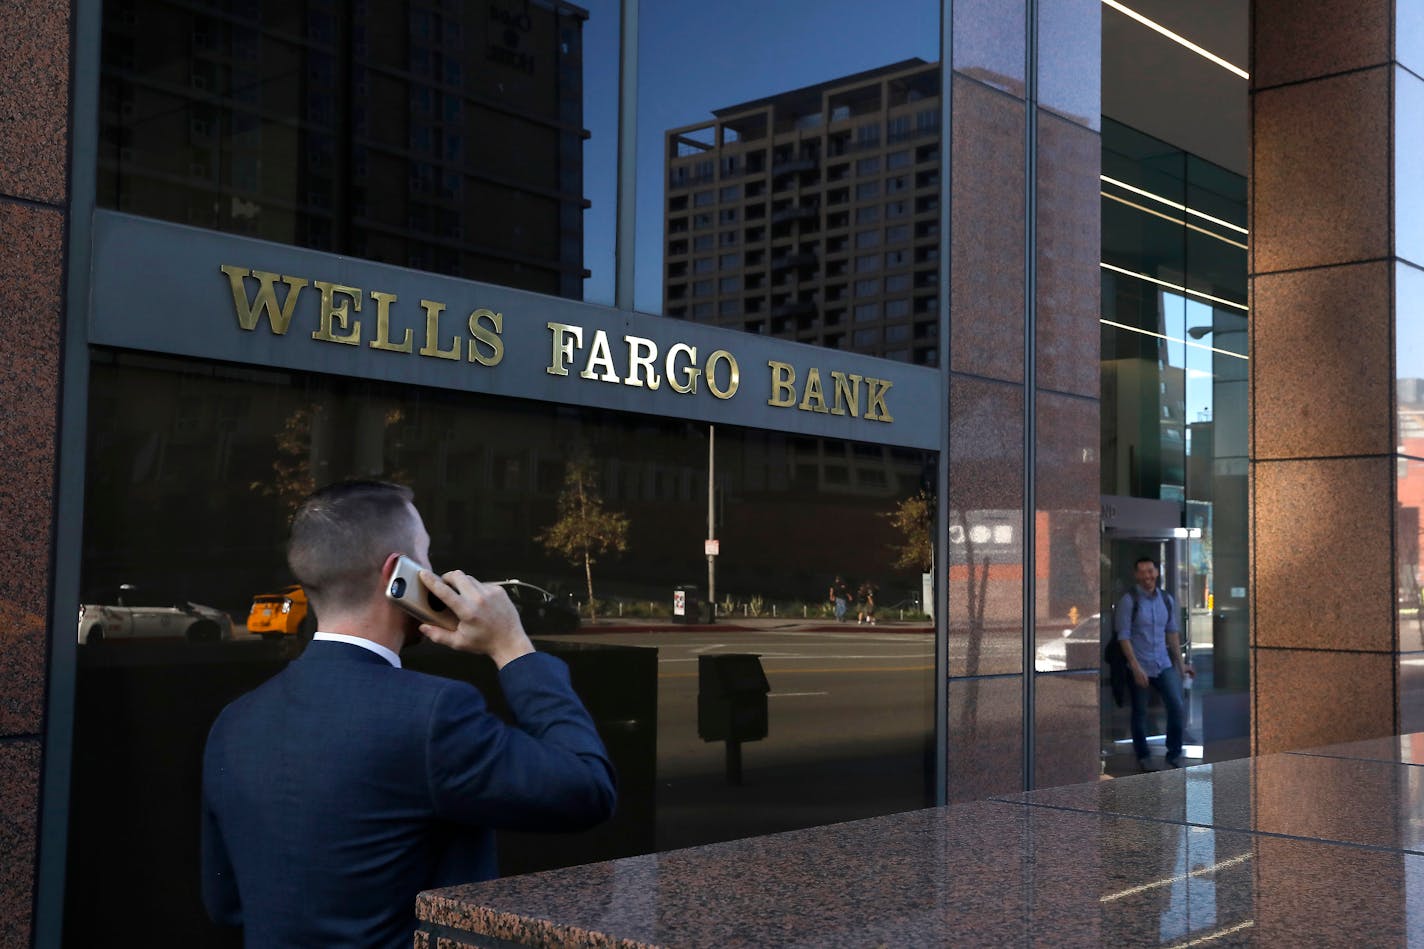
left=1250, top=0, right=1420, bottom=751
left=0, top=1, right=71, bottom=943
left=947, top=0, right=1100, bottom=800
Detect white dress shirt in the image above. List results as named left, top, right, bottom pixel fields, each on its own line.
left=311, top=632, right=402, bottom=668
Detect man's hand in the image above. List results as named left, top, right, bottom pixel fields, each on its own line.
left=1132, top=667, right=1148, bottom=689
left=417, top=569, right=535, bottom=669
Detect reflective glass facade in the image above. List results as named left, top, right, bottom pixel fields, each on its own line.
left=99, top=0, right=619, bottom=303
left=70, top=2, right=947, bottom=941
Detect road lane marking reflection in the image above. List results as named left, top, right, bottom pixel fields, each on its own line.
left=768, top=691, right=829, bottom=698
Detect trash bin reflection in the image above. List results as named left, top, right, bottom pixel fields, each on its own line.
left=697, top=653, right=769, bottom=785
left=673, top=584, right=701, bottom=624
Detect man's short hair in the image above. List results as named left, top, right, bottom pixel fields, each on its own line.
left=288, top=480, right=418, bottom=613
left=1134, top=556, right=1158, bottom=570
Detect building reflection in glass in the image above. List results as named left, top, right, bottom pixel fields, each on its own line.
left=98, top=0, right=616, bottom=301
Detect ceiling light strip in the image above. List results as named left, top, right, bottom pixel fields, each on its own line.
left=1101, top=0, right=1249, bottom=80
left=1101, top=261, right=1250, bottom=313
left=1099, top=852, right=1255, bottom=903
left=1100, top=318, right=1249, bottom=361
left=1101, top=175, right=1250, bottom=236
left=1101, top=191, right=1249, bottom=251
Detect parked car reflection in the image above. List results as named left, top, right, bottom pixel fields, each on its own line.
left=78, top=584, right=233, bottom=644
left=496, top=580, right=581, bottom=635
left=246, top=584, right=314, bottom=640
left=1035, top=612, right=1103, bottom=673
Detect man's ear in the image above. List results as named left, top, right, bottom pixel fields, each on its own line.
left=380, top=552, right=403, bottom=583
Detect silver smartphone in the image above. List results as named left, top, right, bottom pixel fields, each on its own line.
left=384, top=554, right=458, bottom=630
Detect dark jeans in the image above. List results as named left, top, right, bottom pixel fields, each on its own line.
left=1129, top=664, right=1184, bottom=762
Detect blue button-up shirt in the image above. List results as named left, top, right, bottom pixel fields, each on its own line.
left=1115, top=585, right=1177, bottom=677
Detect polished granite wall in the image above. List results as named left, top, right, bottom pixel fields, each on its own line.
left=947, top=0, right=1101, bottom=800
left=1250, top=0, right=1424, bottom=752
left=0, top=1, right=70, bottom=944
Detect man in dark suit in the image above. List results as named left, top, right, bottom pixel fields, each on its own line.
left=201, top=480, right=616, bottom=947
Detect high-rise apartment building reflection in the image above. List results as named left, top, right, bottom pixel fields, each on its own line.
left=662, top=59, right=942, bottom=364
left=98, top=0, right=589, bottom=298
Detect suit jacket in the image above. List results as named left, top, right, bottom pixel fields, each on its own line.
left=201, top=640, right=616, bottom=948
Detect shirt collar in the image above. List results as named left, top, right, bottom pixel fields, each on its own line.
left=311, top=632, right=402, bottom=668
left=1136, top=584, right=1160, bottom=599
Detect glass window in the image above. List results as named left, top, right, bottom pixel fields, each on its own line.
left=694, top=257, right=715, bottom=273
left=886, top=273, right=911, bottom=293
left=855, top=254, right=880, bottom=273
left=885, top=298, right=910, bottom=317
left=71, top=356, right=914, bottom=941
left=855, top=278, right=880, bottom=297
left=98, top=0, right=619, bottom=305
left=855, top=230, right=881, bottom=249
left=854, top=302, right=879, bottom=322
left=632, top=0, right=941, bottom=365
left=887, top=149, right=911, bottom=169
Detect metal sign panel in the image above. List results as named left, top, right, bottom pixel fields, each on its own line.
left=89, top=211, right=943, bottom=450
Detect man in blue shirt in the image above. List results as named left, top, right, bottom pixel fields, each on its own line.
left=1115, top=556, right=1193, bottom=771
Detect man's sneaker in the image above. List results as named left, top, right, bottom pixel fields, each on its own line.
left=1164, top=755, right=1183, bottom=769
left=1136, top=757, right=1156, bottom=773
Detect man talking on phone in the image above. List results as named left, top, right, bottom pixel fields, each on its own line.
left=201, top=480, right=616, bottom=947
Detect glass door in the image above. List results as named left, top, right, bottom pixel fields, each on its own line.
left=1100, top=526, right=1198, bottom=774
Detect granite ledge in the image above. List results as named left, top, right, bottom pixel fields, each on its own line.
left=415, top=739, right=1424, bottom=949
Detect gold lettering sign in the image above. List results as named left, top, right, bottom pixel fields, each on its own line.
left=420, top=299, right=460, bottom=360
left=706, top=351, right=739, bottom=400
left=218, top=263, right=900, bottom=427
left=311, top=281, right=362, bottom=345
left=763, top=360, right=891, bottom=422
left=467, top=309, right=504, bottom=366
left=221, top=266, right=308, bottom=334
left=369, top=291, right=413, bottom=353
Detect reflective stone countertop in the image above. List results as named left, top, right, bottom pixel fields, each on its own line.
left=416, top=737, right=1424, bottom=947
